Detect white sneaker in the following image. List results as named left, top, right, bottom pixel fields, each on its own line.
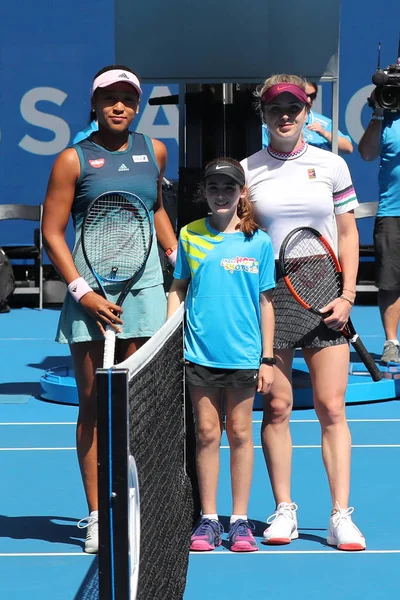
left=327, top=504, right=366, bottom=551
left=78, top=511, right=99, bottom=554
left=262, top=502, right=299, bottom=545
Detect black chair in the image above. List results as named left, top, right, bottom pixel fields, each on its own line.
left=0, top=204, right=43, bottom=309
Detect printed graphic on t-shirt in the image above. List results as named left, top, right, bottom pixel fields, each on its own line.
left=220, top=256, right=259, bottom=274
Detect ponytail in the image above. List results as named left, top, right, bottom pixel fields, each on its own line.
left=237, top=189, right=258, bottom=236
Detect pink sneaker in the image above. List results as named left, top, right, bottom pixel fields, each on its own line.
left=190, top=518, right=224, bottom=551
left=228, top=520, right=258, bottom=552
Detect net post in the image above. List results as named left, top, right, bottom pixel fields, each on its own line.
left=97, top=367, right=130, bottom=600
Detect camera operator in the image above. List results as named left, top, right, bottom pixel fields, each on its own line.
left=358, top=62, right=400, bottom=364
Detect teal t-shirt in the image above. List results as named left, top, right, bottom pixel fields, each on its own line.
left=174, top=218, right=275, bottom=369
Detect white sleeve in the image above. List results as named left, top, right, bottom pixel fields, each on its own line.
left=331, top=155, right=359, bottom=215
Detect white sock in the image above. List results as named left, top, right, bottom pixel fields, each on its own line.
left=89, top=510, right=98, bottom=517
left=202, top=513, right=218, bottom=521
left=386, top=340, right=399, bottom=346
left=230, top=514, right=247, bottom=525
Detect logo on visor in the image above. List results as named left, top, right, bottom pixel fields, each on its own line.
left=118, top=72, right=129, bottom=79
left=215, top=165, right=230, bottom=170
left=89, top=158, right=105, bottom=169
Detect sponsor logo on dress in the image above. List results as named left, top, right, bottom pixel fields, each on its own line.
left=89, top=158, right=105, bottom=168
left=132, top=154, right=149, bottom=163
left=307, top=168, right=316, bottom=179
left=220, top=256, right=259, bottom=274
left=118, top=163, right=130, bottom=172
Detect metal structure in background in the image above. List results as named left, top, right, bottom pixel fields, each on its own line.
left=115, top=0, right=341, bottom=227
left=115, top=0, right=340, bottom=83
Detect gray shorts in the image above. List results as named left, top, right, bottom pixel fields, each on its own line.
left=273, top=271, right=346, bottom=350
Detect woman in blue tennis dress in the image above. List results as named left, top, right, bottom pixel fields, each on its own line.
left=42, top=65, right=178, bottom=553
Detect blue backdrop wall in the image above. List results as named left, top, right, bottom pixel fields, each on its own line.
left=0, top=1, right=398, bottom=248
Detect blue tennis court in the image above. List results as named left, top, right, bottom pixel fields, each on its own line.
left=0, top=305, right=399, bottom=599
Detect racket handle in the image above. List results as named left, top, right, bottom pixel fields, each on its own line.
left=350, top=335, right=383, bottom=382
left=103, top=325, right=116, bottom=368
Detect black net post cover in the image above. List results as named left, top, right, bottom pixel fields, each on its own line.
left=97, top=304, right=199, bottom=600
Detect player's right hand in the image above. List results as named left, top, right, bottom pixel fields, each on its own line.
left=79, top=291, right=123, bottom=335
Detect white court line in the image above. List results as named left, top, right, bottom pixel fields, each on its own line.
left=0, top=422, right=76, bottom=426
left=0, top=552, right=90, bottom=557
left=252, top=419, right=400, bottom=424
left=0, top=420, right=398, bottom=427
left=191, top=549, right=400, bottom=555
left=1, top=444, right=400, bottom=452
left=220, top=444, right=400, bottom=449
left=0, top=448, right=75, bottom=451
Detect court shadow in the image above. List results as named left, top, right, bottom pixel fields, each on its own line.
left=27, top=356, right=73, bottom=371
left=298, top=527, right=329, bottom=547
left=0, top=514, right=84, bottom=549
left=0, top=382, right=42, bottom=404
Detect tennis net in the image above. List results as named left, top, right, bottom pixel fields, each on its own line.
left=96, top=303, right=199, bottom=600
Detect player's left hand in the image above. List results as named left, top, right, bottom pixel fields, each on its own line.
left=257, top=364, right=274, bottom=394
left=320, top=297, right=352, bottom=331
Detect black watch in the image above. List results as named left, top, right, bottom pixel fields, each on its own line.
left=261, top=357, right=276, bottom=365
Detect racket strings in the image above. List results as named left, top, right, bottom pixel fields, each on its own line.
left=283, top=231, right=341, bottom=310
left=84, top=195, right=152, bottom=283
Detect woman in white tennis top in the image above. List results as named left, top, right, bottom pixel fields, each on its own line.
left=241, top=74, right=366, bottom=551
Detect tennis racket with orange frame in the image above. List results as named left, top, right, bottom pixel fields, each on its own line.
left=279, top=226, right=382, bottom=382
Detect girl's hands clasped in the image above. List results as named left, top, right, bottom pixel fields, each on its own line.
left=80, top=291, right=123, bottom=336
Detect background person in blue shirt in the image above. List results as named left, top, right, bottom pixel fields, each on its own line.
left=72, top=109, right=98, bottom=144
left=167, top=158, right=275, bottom=553
left=358, top=84, right=400, bottom=364
left=262, top=81, right=353, bottom=154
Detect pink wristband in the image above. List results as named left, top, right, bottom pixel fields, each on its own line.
left=167, top=249, right=177, bottom=267
left=68, top=277, right=93, bottom=303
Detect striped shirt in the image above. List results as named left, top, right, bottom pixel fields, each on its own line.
left=241, top=143, right=358, bottom=258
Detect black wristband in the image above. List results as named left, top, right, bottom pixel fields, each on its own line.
left=261, top=357, right=276, bottom=365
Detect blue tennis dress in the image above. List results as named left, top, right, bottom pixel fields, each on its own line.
left=56, top=132, right=166, bottom=344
